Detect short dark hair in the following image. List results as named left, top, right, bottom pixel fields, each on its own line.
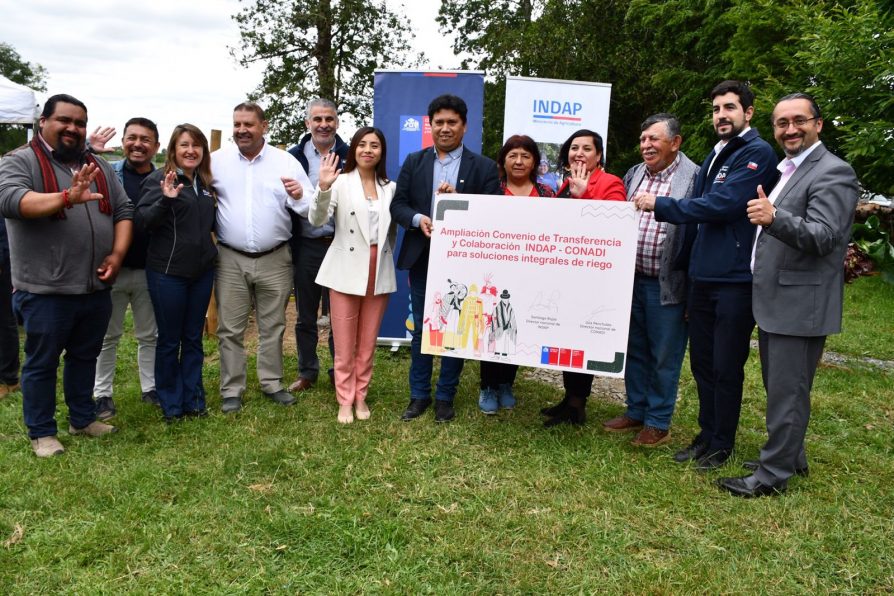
left=558, top=129, right=605, bottom=169
left=41, top=94, right=87, bottom=119
left=427, top=94, right=468, bottom=124
left=123, top=117, right=159, bottom=143
left=233, top=101, right=265, bottom=121
left=710, top=80, right=755, bottom=111
left=641, top=113, right=681, bottom=138
left=343, top=126, right=389, bottom=184
left=776, top=92, right=821, bottom=119
left=497, top=135, right=541, bottom=184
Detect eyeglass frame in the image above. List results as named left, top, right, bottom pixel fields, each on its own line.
left=772, top=116, right=818, bottom=130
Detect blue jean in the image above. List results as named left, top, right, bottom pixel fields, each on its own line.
left=408, top=261, right=464, bottom=402
left=146, top=268, right=213, bottom=417
left=623, top=275, right=688, bottom=430
left=12, top=290, right=112, bottom=438
left=687, top=281, right=755, bottom=452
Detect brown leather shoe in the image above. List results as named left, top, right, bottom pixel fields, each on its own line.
left=631, top=426, right=670, bottom=447
left=0, top=382, right=20, bottom=399
left=602, top=414, right=644, bottom=433
left=288, top=377, right=314, bottom=392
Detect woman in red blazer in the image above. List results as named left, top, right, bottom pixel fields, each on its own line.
left=545, top=129, right=625, bottom=427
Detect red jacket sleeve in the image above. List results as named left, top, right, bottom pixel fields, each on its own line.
left=585, top=170, right=626, bottom=201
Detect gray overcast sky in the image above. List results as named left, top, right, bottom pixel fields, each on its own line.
left=0, top=0, right=459, bottom=147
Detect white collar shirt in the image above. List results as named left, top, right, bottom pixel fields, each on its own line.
left=212, top=141, right=312, bottom=252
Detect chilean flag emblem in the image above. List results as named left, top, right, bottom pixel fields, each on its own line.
left=747, top=161, right=759, bottom=170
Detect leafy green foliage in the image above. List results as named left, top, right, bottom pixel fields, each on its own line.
left=437, top=0, right=892, bottom=193
left=852, top=214, right=894, bottom=283
left=231, top=0, right=415, bottom=144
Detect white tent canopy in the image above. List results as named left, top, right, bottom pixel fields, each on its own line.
left=0, top=74, right=38, bottom=125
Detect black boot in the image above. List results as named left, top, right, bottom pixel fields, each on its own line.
left=544, top=395, right=586, bottom=427
left=540, top=395, right=570, bottom=417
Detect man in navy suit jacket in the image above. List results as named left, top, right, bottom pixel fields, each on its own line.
left=717, top=93, right=859, bottom=497
left=636, top=81, right=779, bottom=470
left=390, top=94, right=500, bottom=423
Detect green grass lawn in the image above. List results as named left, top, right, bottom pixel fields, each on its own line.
left=1, top=276, right=892, bottom=593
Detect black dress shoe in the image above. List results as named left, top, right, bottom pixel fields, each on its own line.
left=673, top=440, right=708, bottom=463
left=434, top=400, right=455, bottom=423
left=400, top=398, right=431, bottom=421
left=695, top=449, right=732, bottom=472
left=742, top=460, right=809, bottom=477
left=716, top=474, right=787, bottom=498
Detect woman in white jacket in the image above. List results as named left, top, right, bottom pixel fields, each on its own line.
left=309, top=127, right=396, bottom=423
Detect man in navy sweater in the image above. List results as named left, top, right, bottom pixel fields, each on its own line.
left=635, top=80, right=779, bottom=471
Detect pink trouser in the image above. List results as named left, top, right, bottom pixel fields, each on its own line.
left=329, top=245, right=390, bottom=406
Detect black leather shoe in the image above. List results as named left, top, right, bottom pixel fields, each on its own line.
left=716, top=474, right=787, bottom=498
left=742, top=460, right=809, bottom=477
left=695, top=449, right=732, bottom=472
left=401, top=398, right=431, bottom=421
left=673, top=440, right=708, bottom=463
left=264, top=390, right=297, bottom=406
left=434, top=400, right=455, bottom=423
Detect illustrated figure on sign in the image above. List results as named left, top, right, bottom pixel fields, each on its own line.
left=424, top=291, right=447, bottom=351
left=479, top=274, right=499, bottom=355
left=443, top=279, right=467, bottom=350
left=493, top=289, right=518, bottom=357
left=458, top=283, right=484, bottom=355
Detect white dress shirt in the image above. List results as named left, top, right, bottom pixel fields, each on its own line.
left=212, top=141, right=312, bottom=253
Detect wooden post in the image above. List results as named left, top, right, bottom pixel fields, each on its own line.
left=204, top=128, right=222, bottom=338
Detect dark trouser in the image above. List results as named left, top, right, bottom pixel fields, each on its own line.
left=755, top=329, right=825, bottom=484
left=480, top=361, right=518, bottom=390
left=0, top=256, right=19, bottom=384
left=408, top=259, right=464, bottom=402
left=562, top=371, right=594, bottom=398
left=687, top=281, right=755, bottom=453
left=12, top=290, right=112, bottom=438
left=294, top=236, right=335, bottom=381
left=147, top=268, right=214, bottom=417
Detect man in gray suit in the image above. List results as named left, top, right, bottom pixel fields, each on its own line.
left=602, top=113, right=699, bottom=446
left=717, top=93, right=859, bottom=497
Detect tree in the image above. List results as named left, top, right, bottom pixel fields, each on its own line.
left=438, top=0, right=655, bottom=172
left=231, top=0, right=416, bottom=144
left=0, top=42, right=47, bottom=154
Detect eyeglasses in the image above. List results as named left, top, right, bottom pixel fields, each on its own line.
left=773, top=117, right=817, bottom=130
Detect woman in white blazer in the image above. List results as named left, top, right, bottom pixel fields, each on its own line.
left=309, top=127, right=397, bottom=424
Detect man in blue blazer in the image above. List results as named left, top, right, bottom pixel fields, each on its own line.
left=717, top=93, right=859, bottom=497
left=636, top=81, right=779, bottom=470
left=390, top=94, right=500, bottom=422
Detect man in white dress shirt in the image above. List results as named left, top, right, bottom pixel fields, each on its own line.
left=212, top=102, right=313, bottom=413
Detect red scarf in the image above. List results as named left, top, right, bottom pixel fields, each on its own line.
left=29, top=136, right=111, bottom=219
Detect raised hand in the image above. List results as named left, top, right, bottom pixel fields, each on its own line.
left=568, top=162, right=592, bottom=198
left=160, top=170, right=184, bottom=198
left=318, top=152, right=341, bottom=191
left=69, top=164, right=104, bottom=204
left=746, top=185, right=774, bottom=226
left=89, top=126, right=117, bottom=153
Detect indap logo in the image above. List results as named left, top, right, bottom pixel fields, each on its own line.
left=532, top=99, right=583, bottom=122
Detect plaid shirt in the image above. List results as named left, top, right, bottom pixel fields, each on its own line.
left=634, top=155, right=681, bottom=276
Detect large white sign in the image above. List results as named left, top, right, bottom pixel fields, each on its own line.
left=503, top=76, right=612, bottom=145
left=423, top=195, right=637, bottom=378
